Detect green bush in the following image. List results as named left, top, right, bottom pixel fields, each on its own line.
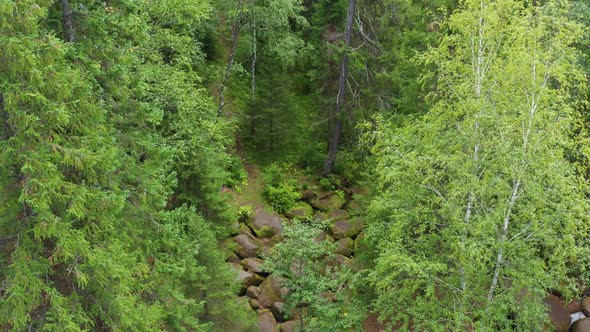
left=264, top=184, right=301, bottom=213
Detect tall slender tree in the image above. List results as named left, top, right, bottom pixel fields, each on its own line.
left=367, top=0, right=589, bottom=329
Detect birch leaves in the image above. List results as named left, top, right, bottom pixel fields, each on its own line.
left=368, top=0, right=588, bottom=329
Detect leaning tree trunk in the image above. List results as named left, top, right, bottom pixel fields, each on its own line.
left=323, top=0, right=356, bottom=175
left=218, top=0, right=244, bottom=117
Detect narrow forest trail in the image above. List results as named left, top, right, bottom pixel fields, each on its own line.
left=232, top=135, right=267, bottom=210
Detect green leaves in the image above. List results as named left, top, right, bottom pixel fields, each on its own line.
left=368, top=0, right=589, bottom=329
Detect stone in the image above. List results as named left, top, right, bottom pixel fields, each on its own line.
left=259, top=275, right=284, bottom=308
left=300, top=189, right=318, bottom=202
left=247, top=285, right=261, bottom=298
left=257, top=309, right=279, bottom=332
left=334, top=237, right=354, bottom=257
left=573, top=318, right=590, bottom=332
left=250, top=298, right=260, bottom=310
left=250, top=208, right=283, bottom=238
left=544, top=294, right=571, bottom=332
left=226, top=252, right=241, bottom=264
left=328, top=209, right=349, bottom=221
left=239, top=223, right=254, bottom=235
left=334, top=254, right=352, bottom=267
left=233, top=233, right=261, bottom=259
left=230, top=263, right=263, bottom=290
left=242, top=257, right=266, bottom=274
left=346, top=199, right=362, bottom=213
left=354, top=231, right=367, bottom=252
left=572, top=312, right=587, bottom=326
left=583, top=297, right=590, bottom=315
left=271, top=302, right=288, bottom=322
left=328, top=217, right=365, bottom=240
left=313, top=212, right=327, bottom=222
left=285, top=202, right=314, bottom=220
left=311, top=194, right=346, bottom=212
left=229, top=222, right=240, bottom=236
left=280, top=320, right=303, bottom=332
left=569, top=299, right=583, bottom=314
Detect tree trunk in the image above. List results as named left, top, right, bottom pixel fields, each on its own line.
left=250, top=23, right=257, bottom=136
left=218, top=0, right=244, bottom=117
left=323, top=0, right=356, bottom=175
left=0, top=93, right=12, bottom=140
left=62, top=0, right=75, bottom=42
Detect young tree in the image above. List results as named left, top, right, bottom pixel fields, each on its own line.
left=367, top=0, right=589, bottom=329
left=263, top=220, right=365, bottom=331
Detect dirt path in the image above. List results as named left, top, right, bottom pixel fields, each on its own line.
left=232, top=135, right=266, bottom=209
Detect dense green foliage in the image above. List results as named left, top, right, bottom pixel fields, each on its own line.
left=0, top=0, right=251, bottom=330
left=1, top=0, right=589, bottom=330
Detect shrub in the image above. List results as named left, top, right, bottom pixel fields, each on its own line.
left=264, top=184, right=301, bottom=213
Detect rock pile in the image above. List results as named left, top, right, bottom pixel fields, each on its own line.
left=228, top=192, right=363, bottom=331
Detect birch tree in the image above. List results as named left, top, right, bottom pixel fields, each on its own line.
left=367, top=0, right=589, bottom=329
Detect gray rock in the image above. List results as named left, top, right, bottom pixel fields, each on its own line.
left=250, top=298, right=260, bottom=310
left=312, top=194, right=346, bottom=212
left=250, top=208, right=283, bottom=238
left=246, top=285, right=261, bottom=299
left=329, top=217, right=365, bottom=240
left=271, top=302, right=288, bottom=322
left=257, top=309, right=279, bottom=332
left=242, top=257, right=266, bottom=274
left=280, top=320, right=302, bottom=332
left=328, top=209, right=349, bottom=221
left=334, top=237, right=354, bottom=257
left=285, top=202, right=314, bottom=220
left=573, top=318, right=590, bottom=332
left=259, top=275, right=284, bottom=308
left=233, top=233, right=261, bottom=259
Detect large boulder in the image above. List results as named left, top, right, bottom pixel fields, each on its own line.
left=329, top=217, right=365, bottom=240
left=280, top=320, right=302, bottom=332
left=334, top=237, right=354, bottom=257
left=544, top=294, right=571, bottom=332
left=573, top=318, right=590, bottom=332
left=251, top=208, right=283, bottom=238
left=259, top=275, right=284, bottom=308
left=242, top=257, right=266, bottom=274
left=257, top=309, right=279, bottom=332
left=311, top=194, right=346, bottom=212
left=271, top=302, right=288, bottom=322
left=583, top=297, right=590, bottom=315
left=246, top=285, right=261, bottom=299
left=233, top=233, right=261, bottom=259
left=328, top=209, right=349, bottom=221
left=286, top=202, right=314, bottom=220
left=229, top=263, right=263, bottom=290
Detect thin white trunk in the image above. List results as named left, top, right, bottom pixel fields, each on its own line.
left=487, top=180, right=520, bottom=302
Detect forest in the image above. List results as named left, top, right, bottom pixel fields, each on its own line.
left=0, top=0, right=589, bottom=331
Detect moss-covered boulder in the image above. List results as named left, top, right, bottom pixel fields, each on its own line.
left=334, top=237, right=354, bottom=257
left=233, top=233, right=262, bottom=259
left=250, top=208, right=283, bottom=238
left=258, top=275, right=284, bottom=308
left=328, top=209, right=349, bottom=221
left=285, top=202, right=314, bottom=219
left=242, top=257, right=266, bottom=274
left=328, top=217, right=365, bottom=240
left=311, top=194, right=346, bottom=212
left=280, top=320, right=303, bottom=332
left=257, top=309, right=279, bottom=332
